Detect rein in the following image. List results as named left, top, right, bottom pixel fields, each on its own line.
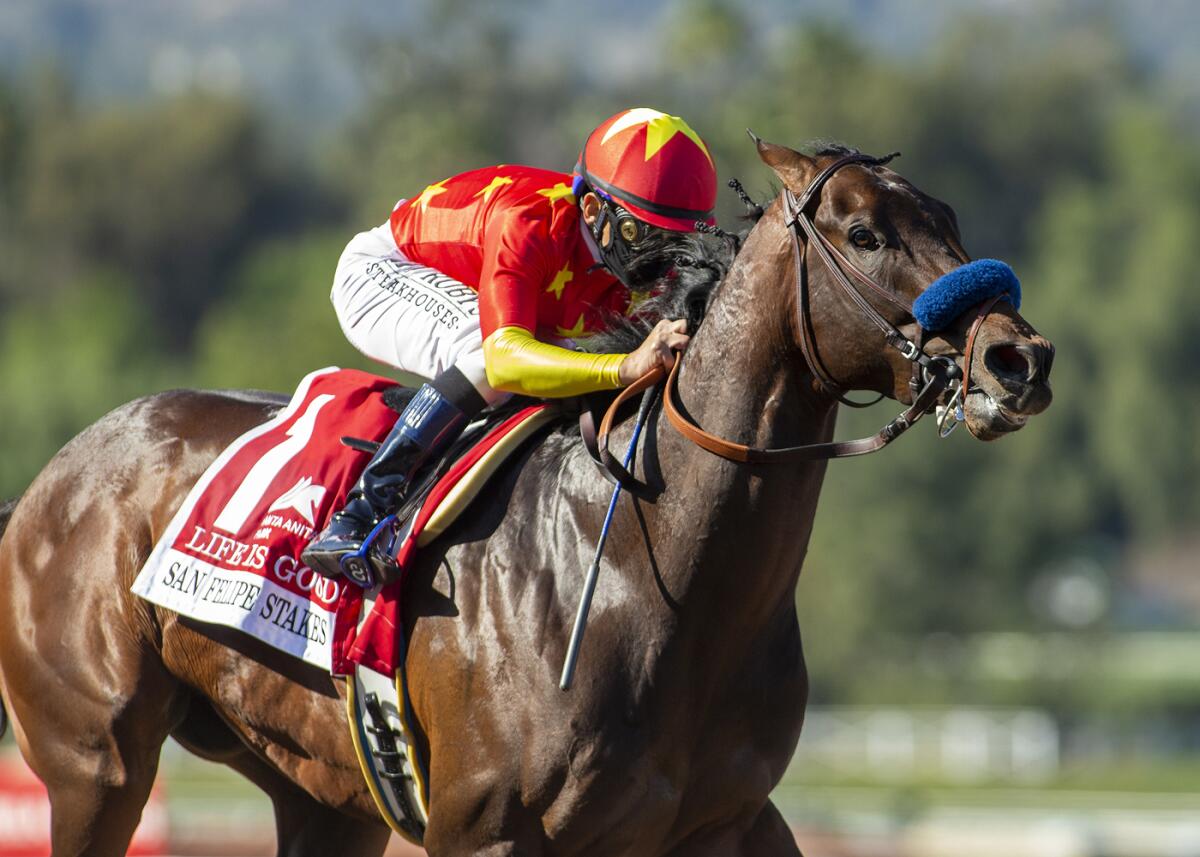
left=597, top=153, right=1008, bottom=480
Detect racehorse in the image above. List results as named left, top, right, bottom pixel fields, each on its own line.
left=0, top=139, right=1053, bottom=856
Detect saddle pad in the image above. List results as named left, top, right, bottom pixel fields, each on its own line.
left=131, top=367, right=400, bottom=670
left=132, top=366, right=556, bottom=676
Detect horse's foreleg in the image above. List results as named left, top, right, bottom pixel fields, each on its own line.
left=735, top=800, right=803, bottom=856
left=421, top=790, right=546, bottom=857
left=664, top=799, right=802, bottom=857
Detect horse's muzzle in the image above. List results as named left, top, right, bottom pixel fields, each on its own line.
left=963, top=333, right=1054, bottom=440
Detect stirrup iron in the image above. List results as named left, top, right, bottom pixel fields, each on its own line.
left=339, top=515, right=402, bottom=589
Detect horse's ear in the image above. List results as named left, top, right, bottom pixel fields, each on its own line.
left=753, top=136, right=816, bottom=191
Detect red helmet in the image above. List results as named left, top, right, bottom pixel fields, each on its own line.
left=575, top=108, right=717, bottom=232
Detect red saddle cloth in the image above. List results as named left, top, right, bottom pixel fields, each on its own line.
left=131, top=367, right=548, bottom=677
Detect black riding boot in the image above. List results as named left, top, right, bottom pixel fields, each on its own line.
left=302, top=375, right=483, bottom=584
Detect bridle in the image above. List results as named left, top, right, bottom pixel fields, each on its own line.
left=597, top=153, right=1008, bottom=488
left=787, top=154, right=945, bottom=405
left=781, top=152, right=1008, bottom=440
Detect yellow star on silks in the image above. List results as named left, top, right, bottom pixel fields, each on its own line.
left=625, top=289, right=651, bottom=315
left=545, top=264, right=573, bottom=299
left=474, top=174, right=514, bottom=201
left=415, top=179, right=449, bottom=211
left=537, top=182, right=576, bottom=207
left=555, top=313, right=588, bottom=339
left=600, top=107, right=713, bottom=165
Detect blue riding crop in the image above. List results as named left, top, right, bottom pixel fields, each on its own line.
left=559, top=385, right=659, bottom=691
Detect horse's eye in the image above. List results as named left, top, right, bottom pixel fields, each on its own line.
left=850, top=227, right=880, bottom=251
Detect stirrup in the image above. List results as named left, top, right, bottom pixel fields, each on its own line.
left=339, top=514, right=403, bottom=589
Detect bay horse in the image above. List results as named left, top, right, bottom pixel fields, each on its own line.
left=0, top=139, right=1053, bottom=856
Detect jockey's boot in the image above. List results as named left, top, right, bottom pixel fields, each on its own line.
left=302, top=381, right=473, bottom=584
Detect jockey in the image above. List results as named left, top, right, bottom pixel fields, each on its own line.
left=302, top=108, right=718, bottom=584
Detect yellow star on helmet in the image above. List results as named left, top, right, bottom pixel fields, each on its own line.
left=601, top=108, right=713, bottom=165
left=546, top=264, right=573, bottom=299
left=555, top=313, right=588, bottom=339
left=474, top=174, right=514, bottom=201
left=415, top=179, right=449, bottom=211
left=537, top=182, right=576, bottom=206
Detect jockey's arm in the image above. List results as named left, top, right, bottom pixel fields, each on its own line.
left=483, top=320, right=690, bottom=398
left=478, top=209, right=688, bottom=398
left=483, top=326, right=625, bottom=398
left=478, top=210, right=629, bottom=399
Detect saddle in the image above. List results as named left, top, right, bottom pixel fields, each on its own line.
left=338, top=389, right=560, bottom=845
left=339, top=387, right=561, bottom=588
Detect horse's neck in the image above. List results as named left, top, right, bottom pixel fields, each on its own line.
left=647, top=214, right=838, bottom=628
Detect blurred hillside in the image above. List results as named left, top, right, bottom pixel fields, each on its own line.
left=3, top=0, right=1200, bottom=131
left=1, top=0, right=1199, bottom=739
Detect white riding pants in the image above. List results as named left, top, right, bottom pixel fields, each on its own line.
left=330, top=222, right=508, bottom=405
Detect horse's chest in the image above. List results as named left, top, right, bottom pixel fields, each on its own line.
left=547, top=656, right=806, bottom=854
left=546, top=721, right=786, bottom=856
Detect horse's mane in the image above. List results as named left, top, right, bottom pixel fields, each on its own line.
left=0, top=497, right=17, bottom=542
left=808, top=141, right=864, bottom=158
left=583, top=231, right=737, bottom=355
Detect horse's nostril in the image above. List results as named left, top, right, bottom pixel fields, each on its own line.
left=984, top=343, right=1052, bottom=384
left=985, top=344, right=1033, bottom=382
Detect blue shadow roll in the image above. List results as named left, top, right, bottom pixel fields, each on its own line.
left=912, top=259, right=1022, bottom=331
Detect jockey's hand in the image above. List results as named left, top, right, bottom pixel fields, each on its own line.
left=618, top=318, right=690, bottom=384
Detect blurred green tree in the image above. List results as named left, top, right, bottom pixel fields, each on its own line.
left=190, top=231, right=376, bottom=392
left=17, top=90, right=339, bottom=341
left=0, top=275, right=169, bottom=498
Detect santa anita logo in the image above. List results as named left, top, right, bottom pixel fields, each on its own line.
left=258, top=478, right=341, bottom=604
left=267, top=477, right=326, bottom=528
left=250, top=477, right=328, bottom=543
